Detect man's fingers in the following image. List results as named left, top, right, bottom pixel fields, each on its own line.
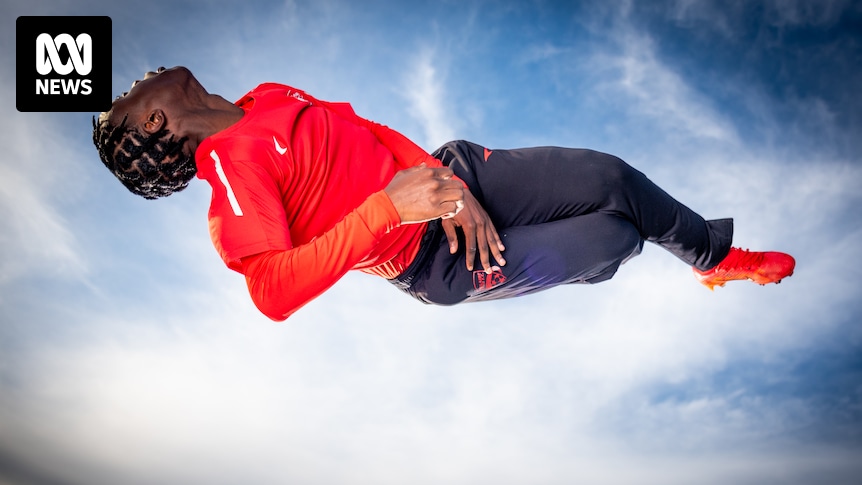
left=441, top=199, right=464, bottom=219
left=487, top=225, right=506, bottom=267
left=440, top=198, right=464, bottom=220
left=441, top=219, right=459, bottom=254
left=438, top=186, right=508, bottom=273
left=454, top=199, right=465, bottom=214
left=385, top=165, right=464, bottom=224
left=470, top=220, right=506, bottom=272
left=462, top=221, right=477, bottom=271
left=432, top=166, right=455, bottom=179
left=437, top=183, right=464, bottom=219
left=476, top=226, right=493, bottom=273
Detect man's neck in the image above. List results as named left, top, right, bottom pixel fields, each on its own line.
left=187, top=95, right=245, bottom=151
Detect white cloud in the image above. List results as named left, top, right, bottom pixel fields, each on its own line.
left=592, top=29, right=739, bottom=144
left=401, top=49, right=458, bottom=149
left=0, top=107, right=87, bottom=284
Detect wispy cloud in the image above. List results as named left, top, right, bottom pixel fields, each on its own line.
left=401, top=49, right=458, bottom=149
left=591, top=28, right=739, bottom=144
left=0, top=106, right=87, bottom=284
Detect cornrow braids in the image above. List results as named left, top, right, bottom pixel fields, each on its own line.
left=92, top=114, right=197, bottom=199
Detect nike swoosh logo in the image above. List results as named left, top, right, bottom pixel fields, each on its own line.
left=273, top=136, right=287, bottom=155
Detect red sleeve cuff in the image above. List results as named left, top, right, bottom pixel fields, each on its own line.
left=355, top=190, right=402, bottom=236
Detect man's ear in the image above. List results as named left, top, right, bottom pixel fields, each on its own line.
left=142, top=109, right=166, bottom=134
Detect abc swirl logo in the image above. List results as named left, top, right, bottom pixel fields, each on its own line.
left=36, top=33, right=94, bottom=95
left=17, top=16, right=112, bottom=112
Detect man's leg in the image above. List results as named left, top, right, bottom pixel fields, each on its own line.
left=408, top=212, right=643, bottom=305
left=401, top=141, right=793, bottom=304
left=435, top=141, right=732, bottom=270
left=400, top=141, right=735, bottom=305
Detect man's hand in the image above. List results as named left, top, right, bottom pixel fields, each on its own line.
left=385, top=164, right=464, bottom=223
left=441, top=189, right=506, bottom=273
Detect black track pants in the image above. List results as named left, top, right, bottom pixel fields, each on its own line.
left=392, top=140, right=733, bottom=305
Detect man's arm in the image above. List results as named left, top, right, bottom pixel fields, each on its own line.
left=241, top=191, right=400, bottom=321
left=315, top=98, right=506, bottom=272
left=242, top=165, right=465, bottom=321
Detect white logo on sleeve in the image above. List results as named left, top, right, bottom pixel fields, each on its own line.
left=273, top=136, right=287, bottom=155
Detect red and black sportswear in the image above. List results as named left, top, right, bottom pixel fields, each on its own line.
left=195, top=83, right=446, bottom=320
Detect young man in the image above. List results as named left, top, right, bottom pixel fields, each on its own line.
left=93, top=66, right=795, bottom=321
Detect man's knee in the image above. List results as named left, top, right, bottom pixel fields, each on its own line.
left=589, top=151, right=640, bottom=189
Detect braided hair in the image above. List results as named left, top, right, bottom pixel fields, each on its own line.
left=92, top=114, right=196, bottom=199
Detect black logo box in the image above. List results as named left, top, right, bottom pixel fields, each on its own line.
left=16, top=16, right=112, bottom=113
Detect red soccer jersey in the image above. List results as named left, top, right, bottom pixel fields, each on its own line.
left=195, top=83, right=445, bottom=320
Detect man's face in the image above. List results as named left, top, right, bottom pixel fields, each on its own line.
left=100, top=66, right=200, bottom=128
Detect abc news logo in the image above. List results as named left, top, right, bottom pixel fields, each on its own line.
left=36, top=33, right=94, bottom=95
left=17, top=16, right=112, bottom=112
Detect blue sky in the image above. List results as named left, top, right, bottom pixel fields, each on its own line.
left=2, top=0, right=861, bottom=483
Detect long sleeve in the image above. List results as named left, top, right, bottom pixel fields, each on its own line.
left=241, top=191, right=401, bottom=321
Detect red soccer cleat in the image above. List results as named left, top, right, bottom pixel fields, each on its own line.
left=693, top=247, right=796, bottom=290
